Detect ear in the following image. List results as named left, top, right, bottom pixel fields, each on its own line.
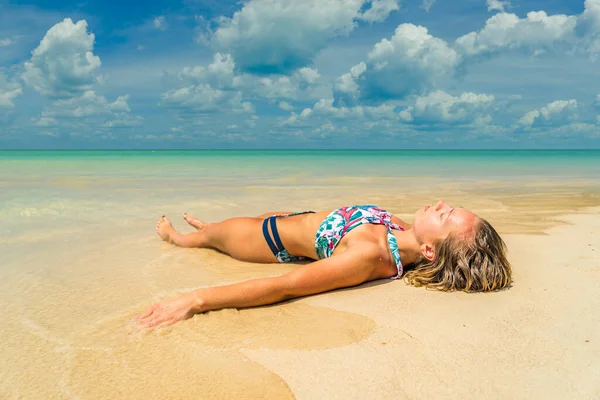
left=420, top=243, right=436, bottom=262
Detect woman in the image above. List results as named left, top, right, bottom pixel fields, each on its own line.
left=135, top=201, right=511, bottom=329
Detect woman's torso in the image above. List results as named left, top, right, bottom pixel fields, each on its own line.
left=276, top=206, right=411, bottom=262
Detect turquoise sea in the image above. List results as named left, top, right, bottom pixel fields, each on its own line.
left=2, top=149, right=600, bottom=180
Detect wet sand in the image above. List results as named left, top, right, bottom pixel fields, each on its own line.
left=1, top=181, right=599, bottom=399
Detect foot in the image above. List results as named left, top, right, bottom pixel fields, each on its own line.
left=156, top=215, right=176, bottom=242
left=183, top=213, right=207, bottom=230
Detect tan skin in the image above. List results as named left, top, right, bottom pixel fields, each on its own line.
left=135, top=200, right=478, bottom=330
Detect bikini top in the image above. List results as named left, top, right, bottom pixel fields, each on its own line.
left=314, top=204, right=404, bottom=279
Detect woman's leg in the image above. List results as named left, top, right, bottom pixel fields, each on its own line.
left=255, top=211, right=293, bottom=219
left=156, top=215, right=278, bottom=263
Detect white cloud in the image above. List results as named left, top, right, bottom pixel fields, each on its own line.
left=153, top=16, right=168, bottom=31
left=312, top=121, right=337, bottom=136
left=335, top=24, right=459, bottom=103
left=242, top=101, right=254, bottom=113
left=39, top=130, right=59, bottom=137
left=34, top=116, right=57, bottom=127
left=334, top=62, right=366, bottom=104
left=161, top=84, right=227, bottom=111
left=457, top=1, right=600, bottom=59
left=0, top=36, right=19, bottom=47
left=211, top=0, right=395, bottom=73
left=296, top=67, right=321, bottom=85
left=0, top=73, right=23, bottom=107
left=580, top=0, right=600, bottom=30
left=578, top=0, right=600, bottom=58
left=102, top=116, right=144, bottom=128
left=32, top=90, right=137, bottom=131
left=49, top=91, right=130, bottom=117
left=360, top=0, right=401, bottom=23
left=518, top=99, right=578, bottom=127
left=19, top=18, right=139, bottom=132
left=487, top=0, right=510, bottom=12
left=455, top=11, right=577, bottom=57
left=167, top=54, right=325, bottom=114
left=281, top=98, right=398, bottom=127
left=22, top=18, right=101, bottom=98
left=278, top=101, right=294, bottom=111
left=256, top=76, right=297, bottom=99
left=179, top=53, right=236, bottom=88
left=280, top=108, right=313, bottom=126
left=422, top=0, right=436, bottom=12
left=399, top=90, right=495, bottom=125
left=161, top=84, right=251, bottom=113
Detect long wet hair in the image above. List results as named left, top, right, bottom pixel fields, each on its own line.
left=403, top=217, right=512, bottom=292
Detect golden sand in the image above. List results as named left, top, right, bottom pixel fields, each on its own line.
left=1, top=181, right=599, bottom=399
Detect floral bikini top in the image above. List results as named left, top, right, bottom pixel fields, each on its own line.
left=314, top=204, right=404, bottom=279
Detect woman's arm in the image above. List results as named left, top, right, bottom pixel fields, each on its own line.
left=135, top=244, right=385, bottom=329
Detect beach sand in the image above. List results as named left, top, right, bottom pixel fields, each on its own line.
left=1, top=177, right=599, bottom=399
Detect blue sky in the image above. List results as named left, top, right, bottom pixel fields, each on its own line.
left=1, top=0, right=599, bottom=149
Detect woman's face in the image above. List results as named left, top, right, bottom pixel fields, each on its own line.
left=413, top=200, right=478, bottom=246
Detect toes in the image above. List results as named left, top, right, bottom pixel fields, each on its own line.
left=156, top=215, right=170, bottom=230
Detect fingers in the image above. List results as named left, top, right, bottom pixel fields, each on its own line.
left=134, top=304, right=176, bottom=330
left=154, top=318, right=177, bottom=330
left=135, top=303, right=158, bottom=320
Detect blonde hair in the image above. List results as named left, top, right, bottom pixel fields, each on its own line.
left=403, top=217, right=512, bottom=292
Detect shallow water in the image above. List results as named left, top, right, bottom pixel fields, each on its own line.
left=1, top=150, right=599, bottom=399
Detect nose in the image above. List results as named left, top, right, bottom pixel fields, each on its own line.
left=434, top=200, right=445, bottom=210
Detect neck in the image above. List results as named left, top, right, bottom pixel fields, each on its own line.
left=394, top=228, right=421, bottom=265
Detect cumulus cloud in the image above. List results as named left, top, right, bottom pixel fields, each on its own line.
left=580, top=0, right=600, bottom=31
left=38, top=91, right=129, bottom=117
left=518, top=99, right=578, bottom=127
left=280, top=107, right=314, bottom=126
left=32, top=90, right=139, bottom=131
left=487, top=0, right=510, bottom=12
left=399, top=91, right=494, bottom=125
left=163, top=54, right=255, bottom=114
left=578, top=0, right=600, bottom=57
left=211, top=0, right=397, bottom=74
left=255, top=68, right=322, bottom=99
left=360, top=0, right=401, bottom=23
left=0, top=73, right=23, bottom=107
left=22, top=18, right=101, bottom=98
left=280, top=97, right=399, bottom=129
left=167, top=53, right=325, bottom=116
left=178, top=53, right=236, bottom=89
left=34, top=116, right=57, bottom=127
left=0, top=36, right=19, bottom=47
left=458, top=1, right=600, bottom=59
left=422, top=0, right=436, bottom=12
left=335, top=24, right=459, bottom=104
left=278, top=101, right=294, bottom=111
left=455, top=11, right=577, bottom=57
left=333, top=1, right=600, bottom=109
left=153, top=16, right=168, bottom=31
left=102, top=116, right=144, bottom=128
left=161, top=84, right=251, bottom=113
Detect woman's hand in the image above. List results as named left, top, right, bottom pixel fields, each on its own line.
left=135, top=291, right=199, bottom=330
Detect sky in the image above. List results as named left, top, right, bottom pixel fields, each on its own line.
left=1, top=0, right=599, bottom=149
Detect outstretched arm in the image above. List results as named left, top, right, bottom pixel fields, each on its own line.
left=135, top=245, right=385, bottom=329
